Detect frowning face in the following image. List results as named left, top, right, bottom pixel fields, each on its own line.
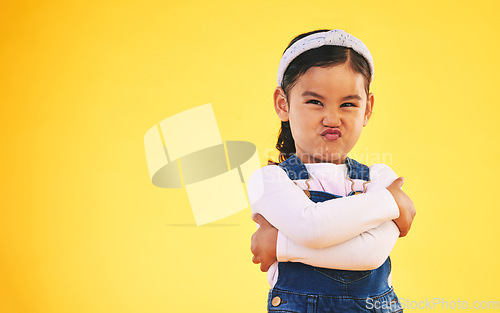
left=274, top=64, right=374, bottom=164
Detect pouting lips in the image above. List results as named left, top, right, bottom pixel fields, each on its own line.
left=321, top=128, right=342, bottom=141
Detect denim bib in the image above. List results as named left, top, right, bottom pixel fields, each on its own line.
left=268, top=154, right=403, bottom=313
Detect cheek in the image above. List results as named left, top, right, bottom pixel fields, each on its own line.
left=345, top=114, right=365, bottom=133
left=290, top=108, right=316, bottom=128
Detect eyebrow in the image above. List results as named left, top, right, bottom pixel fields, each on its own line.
left=301, top=91, right=362, bottom=101
left=301, top=91, right=325, bottom=99
left=340, top=94, right=363, bottom=101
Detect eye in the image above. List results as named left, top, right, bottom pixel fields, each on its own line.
left=306, top=100, right=323, bottom=106
left=340, top=102, right=356, bottom=108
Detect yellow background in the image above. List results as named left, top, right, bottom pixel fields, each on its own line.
left=1, top=0, right=499, bottom=312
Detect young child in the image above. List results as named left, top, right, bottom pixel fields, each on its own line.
left=247, top=29, right=416, bottom=312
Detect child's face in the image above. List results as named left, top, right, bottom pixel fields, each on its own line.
left=274, top=64, right=374, bottom=164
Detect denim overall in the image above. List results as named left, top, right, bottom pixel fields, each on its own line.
left=268, top=155, right=403, bottom=313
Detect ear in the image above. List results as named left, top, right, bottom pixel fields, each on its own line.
left=274, top=87, right=289, bottom=122
left=363, top=92, right=374, bottom=127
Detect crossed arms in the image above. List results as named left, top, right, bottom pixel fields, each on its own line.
left=248, top=163, right=416, bottom=272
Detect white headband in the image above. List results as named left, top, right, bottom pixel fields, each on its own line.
left=277, top=29, right=374, bottom=87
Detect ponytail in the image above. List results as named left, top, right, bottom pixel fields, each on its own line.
left=268, top=120, right=296, bottom=165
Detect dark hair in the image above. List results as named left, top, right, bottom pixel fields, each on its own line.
left=268, top=29, right=373, bottom=165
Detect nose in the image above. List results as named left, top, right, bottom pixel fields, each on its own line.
left=322, top=107, right=341, bottom=128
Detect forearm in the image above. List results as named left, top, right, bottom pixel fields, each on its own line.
left=276, top=221, right=400, bottom=270
left=258, top=189, right=397, bottom=248
left=248, top=164, right=399, bottom=249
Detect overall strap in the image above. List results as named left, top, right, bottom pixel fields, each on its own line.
left=345, top=157, right=370, bottom=181
left=278, top=154, right=310, bottom=180
left=279, top=154, right=370, bottom=182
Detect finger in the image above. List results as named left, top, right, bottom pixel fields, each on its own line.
left=254, top=214, right=274, bottom=229
left=261, top=260, right=275, bottom=272
left=251, top=213, right=265, bottom=225
left=391, top=177, right=405, bottom=189
left=252, top=255, right=260, bottom=264
left=260, top=263, right=268, bottom=272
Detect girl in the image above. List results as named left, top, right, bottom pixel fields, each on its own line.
left=247, top=29, right=416, bottom=313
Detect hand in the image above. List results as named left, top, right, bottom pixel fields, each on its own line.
left=386, top=177, right=416, bottom=237
left=250, top=213, right=278, bottom=272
